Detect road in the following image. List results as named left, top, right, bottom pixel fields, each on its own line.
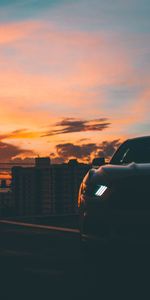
left=0, top=221, right=150, bottom=300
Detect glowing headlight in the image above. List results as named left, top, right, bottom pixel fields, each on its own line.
left=95, top=185, right=107, bottom=196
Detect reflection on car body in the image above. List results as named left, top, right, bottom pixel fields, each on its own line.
left=78, top=136, right=150, bottom=245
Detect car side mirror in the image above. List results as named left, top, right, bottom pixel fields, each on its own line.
left=92, top=157, right=106, bottom=168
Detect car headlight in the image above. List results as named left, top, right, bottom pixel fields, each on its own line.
left=95, top=185, right=107, bottom=196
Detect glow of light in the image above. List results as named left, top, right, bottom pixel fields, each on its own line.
left=95, top=185, right=107, bottom=197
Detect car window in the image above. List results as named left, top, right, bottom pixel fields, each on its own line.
left=121, top=146, right=150, bottom=164
left=110, top=140, right=150, bottom=165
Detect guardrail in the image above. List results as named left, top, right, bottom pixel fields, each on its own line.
left=0, top=213, right=79, bottom=229
left=0, top=219, right=79, bottom=234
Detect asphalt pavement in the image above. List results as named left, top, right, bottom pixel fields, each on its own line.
left=0, top=222, right=150, bottom=300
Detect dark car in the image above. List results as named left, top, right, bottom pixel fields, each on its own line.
left=78, top=136, right=150, bottom=245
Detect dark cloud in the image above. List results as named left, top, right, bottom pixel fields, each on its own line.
left=77, top=138, right=90, bottom=142
left=42, top=118, right=110, bottom=136
left=51, top=157, right=65, bottom=164
left=97, top=139, right=121, bottom=158
left=0, top=141, right=34, bottom=163
left=49, top=152, right=55, bottom=157
left=56, top=143, right=98, bottom=160
left=53, top=140, right=121, bottom=162
left=49, top=152, right=65, bottom=164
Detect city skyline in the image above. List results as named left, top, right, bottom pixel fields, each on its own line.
left=0, top=0, right=150, bottom=164
left=0, top=157, right=90, bottom=217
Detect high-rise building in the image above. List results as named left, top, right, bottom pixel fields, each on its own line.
left=12, top=158, right=89, bottom=216
left=0, top=186, right=13, bottom=217
left=35, top=157, right=52, bottom=214
left=35, top=157, right=51, bottom=168
left=12, top=157, right=52, bottom=216
left=50, top=160, right=89, bottom=214
left=12, top=167, right=38, bottom=216
left=1, top=179, right=7, bottom=188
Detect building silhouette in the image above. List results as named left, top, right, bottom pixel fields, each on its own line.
left=35, top=157, right=52, bottom=214
left=50, top=159, right=89, bottom=214
left=1, top=179, right=7, bottom=188
left=12, top=157, right=89, bottom=216
left=0, top=185, right=12, bottom=217
left=12, top=167, right=38, bottom=216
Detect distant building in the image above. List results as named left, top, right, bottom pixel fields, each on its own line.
left=11, top=157, right=89, bottom=216
left=12, top=167, right=38, bottom=216
left=0, top=187, right=13, bottom=217
left=35, top=158, right=52, bottom=214
left=50, top=160, right=89, bottom=214
left=1, top=179, right=7, bottom=188
left=35, top=157, right=51, bottom=168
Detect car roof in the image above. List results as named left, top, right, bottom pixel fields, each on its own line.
left=126, top=136, right=150, bottom=144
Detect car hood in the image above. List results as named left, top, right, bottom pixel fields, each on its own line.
left=93, top=162, right=150, bottom=184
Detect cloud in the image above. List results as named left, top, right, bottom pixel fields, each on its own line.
left=56, top=143, right=98, bottom=160
left=0, top=15, right=149, bottom=146
left=54, top=139, right=121, bottom=162
left=0, top=141, right=34, bottom=163
left=97, top=139, right=121, bottom=158
left=0, top=129, right=27, bottom=140
left=43, top=118, right=110, bottom=136
left=0, top=138, right=121, bottom=166
left=10, top=157, right=35, bottom=165
left=0, top=19, right=148, bottom=139
left=0, top=129, right=44, bottom=141
left=77, top=138, right=90, bottom=142
left=51, top=157, right=65, bottom=164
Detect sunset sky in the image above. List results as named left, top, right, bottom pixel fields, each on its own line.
left=0, top=0, right=150, bottom=164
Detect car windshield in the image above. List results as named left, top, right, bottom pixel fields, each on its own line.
left=110, top=138, right=150, bottom=165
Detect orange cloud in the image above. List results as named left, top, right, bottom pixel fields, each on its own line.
left=0, top=129, right=41, bottom=140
